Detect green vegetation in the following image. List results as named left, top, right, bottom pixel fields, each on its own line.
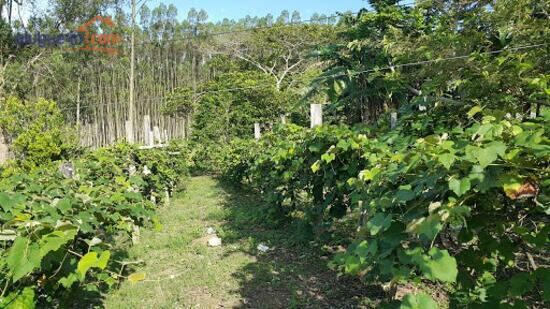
left=168, top=1, right=549, bottom=307
left=166, top=71, right=291, bottom=144
left=0, top=0, right=548, bottom=308
left=0, top=97, right=78, bottom=169
left=0, top=143, right=188, bottom=307
left=219, top=107, right=549, bottom=307
left=105, top=176, right=375, bottom=308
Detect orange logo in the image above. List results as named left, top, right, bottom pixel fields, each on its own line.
left=76, top=16, right=122, bottom=56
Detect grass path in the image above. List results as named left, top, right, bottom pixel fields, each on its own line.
left=103, top=176, right=375, bottom=308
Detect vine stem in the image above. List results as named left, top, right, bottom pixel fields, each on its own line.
left=0, top=279, right=9, bottom=298
left=48, top=252, right=69, bottom=280
left=67, top=249, right=83, bottom=258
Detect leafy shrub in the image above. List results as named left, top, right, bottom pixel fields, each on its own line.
left=0, top=97, right=79, bottom=169
left=164, top=71, right=293, bottom=144
left=220, top=107, right=549, bottom=307
left=0, top=143, right=188, bottom=307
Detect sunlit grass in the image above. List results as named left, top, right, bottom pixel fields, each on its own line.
left=104, top=176, right=377, bottom=308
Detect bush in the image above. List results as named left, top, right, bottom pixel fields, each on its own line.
left=220, top=107, right=550, bottom=307
left=0, top=97, right=79, bottom=169
left=0, top=143, right=189, bottom=307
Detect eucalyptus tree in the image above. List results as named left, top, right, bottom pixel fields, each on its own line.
left=277, top=10, right=290, bottom=24
left=291, top=10, right=301, bottom=23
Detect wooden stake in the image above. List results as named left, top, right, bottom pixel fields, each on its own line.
left=76, top=77, right=81, bottom=127
left=0, top=130, right=10, bottom=164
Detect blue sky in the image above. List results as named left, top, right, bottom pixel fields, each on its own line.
left=144, top=0, right=370, bottom=22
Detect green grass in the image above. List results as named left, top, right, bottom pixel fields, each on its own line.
left=103, top=176, right=380, bottom=308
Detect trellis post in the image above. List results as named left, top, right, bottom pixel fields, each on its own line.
left=148, top=130, right=154, bottom=146
left=153, top=126, right=161, bottom=144
left=310, top=104, right=323, bottom=128
left=390, top=112, right=398, bottom=130
left=143, top=115, right=151, bottom=145
left=0, top=130, right=10, bottom=164
left=254, top=123, right=261, bottom=140
left=125, top=120, right=134, bottom=144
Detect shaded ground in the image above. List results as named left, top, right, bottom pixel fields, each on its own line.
left=103, top=176, right=382, bottom=308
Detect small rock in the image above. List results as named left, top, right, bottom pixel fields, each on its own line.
left=257, top=243, right=270, bottom=252
left=59, top=162, right=74, bottom=179
left=143, top=165, right=152, bottom=176
left=207, top=235, right=222, bottom=247
left=206, top=227, right=216, bottom=235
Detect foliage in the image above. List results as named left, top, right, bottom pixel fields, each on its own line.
left=314, top=0, right=550, bottom=124
left=2, top=1, right=549, bottom=307
left=174, top=71, right=291, bottom=143
left=220, top=105, right=549, bottom=307
left=0, top=143, right=189, bottom=307
left=0, top=96, right=79, bottom=169
left=163, top=86, right=196, bottom=118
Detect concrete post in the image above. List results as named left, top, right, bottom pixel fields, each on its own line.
left=143, top=115, right=151, bottom=145
left=390, top=112, right=398, bottom=130
left=254, top=123, right=261, bottom=140
left=125, top=120, right=134, bottom=144
left=310, top=104, right=323, bottom=128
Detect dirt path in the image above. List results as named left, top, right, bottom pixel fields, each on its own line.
left=104, top=176, right=377, bottom=308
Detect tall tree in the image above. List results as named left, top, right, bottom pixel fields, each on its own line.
left=277, top=10, right=289, bottom=24
left=218, top=24, right=336, bottom=91
left=291, top=10, right=301, bottom=23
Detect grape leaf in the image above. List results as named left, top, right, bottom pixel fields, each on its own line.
left=7, top=237, right=41, bottom=282
left=438, top=152, right=456, bottom=170
left=0, top=287, right=36, bottom=309
left=0, top=192, right=14, bottom=211
left=509, top=272, right=535, bottom=297
left=311, top=160, right=321, bottom=173
left=467, top=106, right=483, bottom=118
left=59, top=273, right=78, bottom=288
left=449, top=178, right=471, bottom=197
left=419, top=248, right=458, bottom=283
left=400, top=293, right=438, bottom=309
left=407, top=214, right=443, bottom=240
left=354, top=240, right=378, bottom=258
left=77, top=252, right=99, bottom=279
left=477, top=141, right=507, bottom=168
left=97, top=250, right=111, bottom=270
left=366, top=213, right=392, bottom=236
left=321, top=153, right=335, bottom=163
left=39, top=228, right=77, bottom=257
